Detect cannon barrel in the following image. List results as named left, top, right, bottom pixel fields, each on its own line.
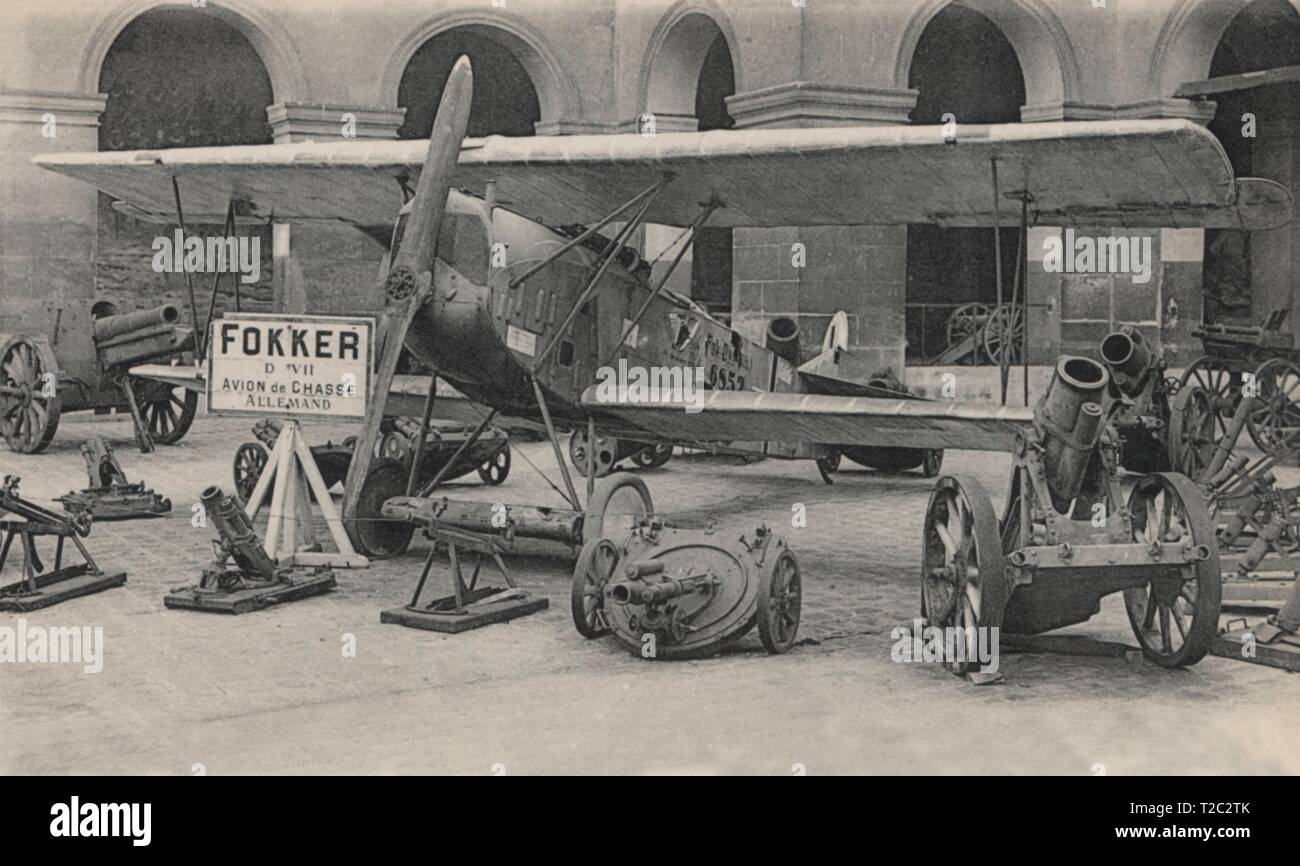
left=1099, top=328, right=1152, bottom=394
left=1036, top=356, right=1110, bottom=512
left=766, top=316, right=801, bottom=365
left=381, top=495, right=583, bottom=544
left=93, top=304, right=181, bottom=342
left=609, top=572, right=710, bottom=606
left=92, top=304, right=191, bottom=370
left=202, top=485, right=278, bottom=578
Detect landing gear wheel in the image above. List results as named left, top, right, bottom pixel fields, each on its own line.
left=347, top=457, right=414, bottom=559
left=816, top=451, right=840, bottom=484
left=757, top=547, right=802, bottom=654
left=921, top=475, right=1008, bottom=675
left=1167, top=386, right=1217, bottom=480
left=137, top=377, right=197, bottom=445
left=376, top=430, right=410, bottom=463
left=1246, top=358, right=1300, bottom=455
left=477, top=444, right=511, bottom=485
left=922, top=449, right=944, bottom=477
left=569, top=429, right=617, bottom=478
left=571, top=537, right=619, bottom=639
left=630, top=443, right=672, bottom=470
left=232, top=442, right=269, bottom=502
left=0, top=334, right=61, bottom=454
left=1124, top=472, right=1221, bottom=667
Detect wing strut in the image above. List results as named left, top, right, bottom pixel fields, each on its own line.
left=507, top=177, right=669, bottom=290
left=991, top=157, right=1007, bottom=406
left=602, top=198, right=720, bottom=368
left=530, top=174, right=672, bottom=374
left=170, top=177, right=204, bottom=358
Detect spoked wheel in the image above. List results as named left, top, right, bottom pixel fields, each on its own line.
left=232, top=442, right=269, bottom=502
left=1246, top=358, right=1300, bottom=455
left=136, top=377, right=197, bottom=445
left=346, top=457, right=414, bottom=558
left=756, top=547, right=802, bottom=654
left=630, top=443, right=672, bottom=470
left=581, top=472, right=654, bottom=546
left=922, top=449, right=944, bottom=477
left=477, top=443, right=511, bottom=485
left=0, top=334, right=61, bottom=454
left=921, top=475, right=1008, bottom=675
left=946, top=302, right=991, bottom=352
left=1124, top=472, right=1221, bottom=667
left=1167, top=386, right=1218, bottom=481
left=1180, top=356, right=1241, bottom=424
left=982, top=304, right=1024, bottom=366
left=571, top=537, right=619, bottom=638
left=569, top=429, right=617, bottom=478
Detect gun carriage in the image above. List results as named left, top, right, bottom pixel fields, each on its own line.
left=231, top=416, right=511, bottom=503
left=922, top=356, right=1222, bottom=678
left=931, top=302, right=1026, bottom=366
left=1168, top=309, right=1300, bottom=465
left=0, top=302, right=195, bottom=454
left=0, top=475, right=127, bottom=611
left=57, top=436, right=170, bottom=520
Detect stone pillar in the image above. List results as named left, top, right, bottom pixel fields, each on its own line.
left=1030, top=100, right=1216, bottom=366
left=1250, top=87, right=1297, bottom=327
left=265, top=103, right=406, bottom=315
left=725, top=83, right=915, bottom=379
left=0, top=90, right=105, bottom=333
left=1042, top=226, right=1203, bottom=366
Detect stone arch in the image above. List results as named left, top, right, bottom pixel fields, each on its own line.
left=894, top=0, right=1079, bottom=118
left=381, top=10, right=579, bottom=131
left=1149, top=0, right=1300, bottom=98
left=80, top=0, right=307, bottom=103
left=640, top=0, right=744, bottom=123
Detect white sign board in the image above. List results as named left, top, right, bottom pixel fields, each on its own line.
left=207, top=313, right=374, bottom=420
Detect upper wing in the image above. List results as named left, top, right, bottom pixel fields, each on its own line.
left=581, top=387, right=1035, bottom=452
left=35, top=119, right=1290, bottom=230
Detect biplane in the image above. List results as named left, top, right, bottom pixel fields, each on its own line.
left=34, top=57, right=1292, bottom=561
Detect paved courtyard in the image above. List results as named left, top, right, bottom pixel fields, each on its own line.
left=1, top=409, right=1297, bottom=775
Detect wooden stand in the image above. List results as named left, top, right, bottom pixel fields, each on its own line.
left=164, top=570, right=337, bottom=614
left=1212, top=622, right=1300, bottom=672
left=242, top=420, right=368, bottom=569
left=0, top=518, right=126, bottom=612
left=380, top=525, right=547, bottom=633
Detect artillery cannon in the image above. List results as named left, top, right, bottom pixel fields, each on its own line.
left=0, top=301, right=195, bottom=454
left=163, top=485, right=337, bottom=613
left=57, top=436, right=171, bottom=520
left=0, top=475, right=127, bottom=611
left=232, top=416, right=511, bottom=504
left=1099, top=327, right=1175, bottom=474
left=575, top=519, right=800, bottom=659
left=1170, top=308, right=1300, bottom=460
left=921, top=356, right=1222, bottom=680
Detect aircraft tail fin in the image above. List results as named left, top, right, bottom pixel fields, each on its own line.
left=795, top=311, right=922, bottom=400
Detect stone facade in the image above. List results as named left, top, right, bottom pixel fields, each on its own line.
left=2, top=0, right=1298, bottom=373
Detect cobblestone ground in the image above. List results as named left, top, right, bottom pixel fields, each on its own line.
left=1, top=410, right=1297, bottom=775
